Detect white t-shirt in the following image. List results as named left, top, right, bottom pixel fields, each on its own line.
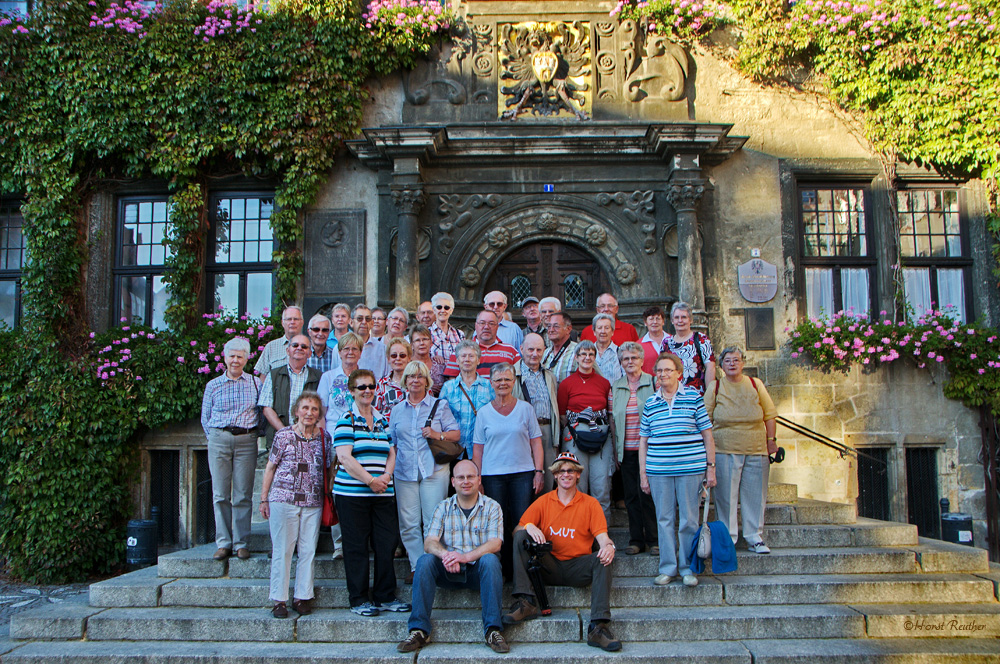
left=473, top=400, right=543, bottom=476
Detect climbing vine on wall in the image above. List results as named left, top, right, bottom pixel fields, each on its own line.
left=0, top=0, right=451, bottom=342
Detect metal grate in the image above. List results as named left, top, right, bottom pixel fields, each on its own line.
left=906, top=447, right=940, bottom=539
left=194, top=450, right=217, bottom=545
left=857, top=447, right=891, bottom=521
left=149, top=450, right=180, bottom=546
left=563, top=273, right=585, bottom=309
left=510, top=274, right=532, bottom=308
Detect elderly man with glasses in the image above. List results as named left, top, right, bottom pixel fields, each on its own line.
left=580, top=293, right=639, bottom=346
left=484, top=290, right=524, bottom=349
left=305, top=313, right=335, bottom=374
left=443, top=310, right=520, bottom=378
left=259, top=334, right=322, bottom=447
left=255, top=305, right=305, bottom=374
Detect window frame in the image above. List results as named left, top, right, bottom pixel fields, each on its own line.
left=796, top=182, right=878, bottom=319
left=203, top=190, right=276, bottom=318
left=0, top=198, right=26, bottom=328
left=113, top=194, right=173, bottom=328
left=895, top=186, right=973, bottom=322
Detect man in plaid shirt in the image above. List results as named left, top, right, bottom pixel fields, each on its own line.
left=397, top=459, right=509, bottom=654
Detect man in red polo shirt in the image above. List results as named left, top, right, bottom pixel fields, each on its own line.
left=443, top=310, right=520, bottom=378
left=580, top=293, right=639, bottom=346
left=502, top=452, right=621, bottom=652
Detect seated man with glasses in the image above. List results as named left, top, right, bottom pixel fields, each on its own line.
left=397, top=459, right=509, bottom=654
left=503, top=452, right=621, bottom=652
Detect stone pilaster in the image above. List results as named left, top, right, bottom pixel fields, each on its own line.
left=390, top=185, right=426, bottom=311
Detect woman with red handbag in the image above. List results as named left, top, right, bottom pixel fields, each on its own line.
left=258, top=391, right=331, bottom=619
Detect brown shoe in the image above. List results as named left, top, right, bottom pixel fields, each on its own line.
left=396, top=629, right=429, bottom=653
left=213, top=548, right=232, bottom=561
left=486, top=628, right=510, bottom=653
left=236, top=548, right=250, bottom=560
left=587, top=622, right=622, bottom=652
left=623, top=544, right=642, bottom=555
left=272, top=602, right=288, bottom=619
left=292, top=598, right=312, bottom=615
left=501, top=597, right=539, bottom=625
left=649, top=546, right=660, bottom=556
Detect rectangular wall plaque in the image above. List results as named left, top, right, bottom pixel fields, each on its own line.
left=304, top=209, right=366, bottom=298
left=744, top=307, right=775, bottom=350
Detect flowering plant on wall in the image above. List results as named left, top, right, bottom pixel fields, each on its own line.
left=789, top=309, right=1000, bottom=414
left=362, top=0, right=452, bottom=70
left=611, top=0, right=724, bottom=40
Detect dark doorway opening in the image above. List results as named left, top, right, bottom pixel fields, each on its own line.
left=486, top=241, right=610, bottom=323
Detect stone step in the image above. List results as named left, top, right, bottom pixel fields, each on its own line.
left=15, top=603, right=997, bottom=643
left=6, top=638, right=1000, bottom=663
left=158, top=545, right=926, bottom=580
left=91, top=568, right=996, bottom=611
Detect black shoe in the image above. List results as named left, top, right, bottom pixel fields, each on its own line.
left=486, top=628, right=510, bottom=653
left=271, top=602, right=288, bottom=619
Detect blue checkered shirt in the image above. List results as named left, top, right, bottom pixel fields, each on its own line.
left=427, top=492, right=504, bottom=555
left=201, top=372, right=262, bottom=437
left=307, top=347, right=336, bottom=374
left=440, top=375, right=494, bottom=458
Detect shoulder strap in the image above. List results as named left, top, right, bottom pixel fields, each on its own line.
left=458, top=381, right=478, bottom=416
left=425, top=398, right=442, bottom=427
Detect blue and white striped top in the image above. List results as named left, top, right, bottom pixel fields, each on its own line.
left=639, top=387, right=712, bottom=477
left=332, top=404, right=394, bottom=497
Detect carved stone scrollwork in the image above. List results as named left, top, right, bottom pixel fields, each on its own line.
left=488, top=226, right=511, bottom=248
left=461, top=266, right=481, bottom=288
left=472, top=23, right=495, bottom=79
left=392, top=188, right=426, bottom=216
left=437, top=193, right=503, bottom=254
left=616, top=263, right=637, bottom=286
left=585, top=225, right=607, bottom=247
left=621, top=19, right=689, bottom=103
left=597, top=190, right=657, bottom=253
left=666, top=182, right=705, bottom=211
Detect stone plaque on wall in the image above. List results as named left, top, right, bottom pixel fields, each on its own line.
left=305, top=209, right=366, bottom=298
left=737, top=258, right=778, bottom=303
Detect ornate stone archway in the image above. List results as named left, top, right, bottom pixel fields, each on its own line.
left=440, top=195, right=647, bottom=304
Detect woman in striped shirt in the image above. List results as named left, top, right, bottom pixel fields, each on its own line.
left=333, top=369, right=409, bottom=618
left=639, top=352, right=716, bottom=589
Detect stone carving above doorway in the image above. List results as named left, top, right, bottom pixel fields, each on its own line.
left=620, top=20, right=689, bottom=103
left=595, top=190, right=657, bottom=254
left=436, top=193, right=503, bottom=254
left=498, top=21, right=592, bottom=120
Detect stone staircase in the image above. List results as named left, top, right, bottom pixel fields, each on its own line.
left=5, top=485, right=1000, bottom=663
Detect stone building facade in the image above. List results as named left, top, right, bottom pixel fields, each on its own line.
left=18, top=2, right=993, bottom=549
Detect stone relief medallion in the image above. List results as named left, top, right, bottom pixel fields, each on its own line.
left=461, top=266, right=481, bottom=288
left=321, top=220, right=347, bottom=248
left=616, top=263, right=637, bottom=285
left=536, top=212, right=559, bottom=231
left=488, top=226, right=511, bottom=248
left=498, top=21, right=592, bottom=120
left=585, top=225, right=607, bottom=247
left=390, top=228, right=432, bottom=261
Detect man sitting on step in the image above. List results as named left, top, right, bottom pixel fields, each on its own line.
left=397, top=459, right=510, bottom=654
left=503, top=452, right=622, bottom=652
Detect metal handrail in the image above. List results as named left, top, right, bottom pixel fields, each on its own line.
left=776, top=415, right=887, bottom=466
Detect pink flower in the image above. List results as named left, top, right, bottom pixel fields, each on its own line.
left=177, top=356, right=186, bottom=363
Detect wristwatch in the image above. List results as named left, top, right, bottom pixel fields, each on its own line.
left=706, top=462, right=716, bottom=467
left=439, top=432, right=444, bottom=441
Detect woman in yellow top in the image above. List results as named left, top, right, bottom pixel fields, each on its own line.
left=704, top=346, right=778, bottom=554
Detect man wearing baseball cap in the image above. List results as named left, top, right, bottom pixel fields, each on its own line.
left=502, top=452, right=621, bottom=652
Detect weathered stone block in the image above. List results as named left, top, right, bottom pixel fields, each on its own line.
left=794, top=386, right=834, bottom=414
left=9, top=604, right=103, bottom=640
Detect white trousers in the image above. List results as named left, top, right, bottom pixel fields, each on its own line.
left=268, top=501, right=321, bottom=603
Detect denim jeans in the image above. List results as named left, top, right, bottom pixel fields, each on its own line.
left=481, top=471, right=534, bottom=576
left=408, top=552, right=503, bottom=636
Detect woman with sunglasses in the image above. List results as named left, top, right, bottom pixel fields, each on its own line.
left=429, top=291, right=464, bottom=363
left=375, top=337, right=412, bottom=417
left=410, top=324, right=445, bottom=397
left=389, top=361, right=461, bottom=581
left=333, top=369, right=410, bottom=617
left=318, top=332, right=363, bottom=431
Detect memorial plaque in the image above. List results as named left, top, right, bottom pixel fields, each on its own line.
left=737, top=258, right=778, bottom=303
left=305, top=209, right=366, bottom=298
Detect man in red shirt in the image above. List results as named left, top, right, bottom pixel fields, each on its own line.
left=580, top=293, right=639, bottom=346
left=443, top=310, right=520, bottom=378
left=502, top=452, right=621, bottom=652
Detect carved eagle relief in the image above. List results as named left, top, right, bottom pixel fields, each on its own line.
left=499, top=21, right=592, bottom=120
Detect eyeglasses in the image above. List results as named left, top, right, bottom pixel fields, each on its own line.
left=434, top=304, right=452, bottom=310
left=372, top=317, right=386, bottom=323
left=484, top=301, right=504, bottom=308
left=477, top=320, right=498, bottom=327
left=341, top=346, right=361, bottom=353
left=554, top=469, right=579, bottom=476
left=353, top=384, right=377, bottom=391
left=389, top=353, right=409, bottom=359
left=353, top=316, right=372, bottom=322
left=289, top=343, right=310, bottom=349
left=388, top=316, right=407, bottom=324
left=621, top=356, right=641, bottom=363
left=282, top=316, right=303, bottom=322
left=309, top=327, right=331, bottom=334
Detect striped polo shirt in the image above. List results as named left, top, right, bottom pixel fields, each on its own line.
left=639, top=387, right=712, bottom=476
left=332, top=404, right=394, bottom=497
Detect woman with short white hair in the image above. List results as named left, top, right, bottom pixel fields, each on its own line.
left=429, top=291, right=464, bottom=363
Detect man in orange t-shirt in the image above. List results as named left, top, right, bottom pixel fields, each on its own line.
left=501, top=452, right=621, bottom=652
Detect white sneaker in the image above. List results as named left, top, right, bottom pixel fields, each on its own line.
left=748, top=541, right=771, bottom=554
left=682, top=574, right=698, bottom=587
left=333, top=548, right=344, bottom=560
left=653, top=574, right=673, bottom=586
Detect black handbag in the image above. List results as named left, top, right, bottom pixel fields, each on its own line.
left=569, top=418, right=610, bottom=454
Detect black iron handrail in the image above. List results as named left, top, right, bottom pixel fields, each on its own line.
left=776, top=415, right=887, bottom=466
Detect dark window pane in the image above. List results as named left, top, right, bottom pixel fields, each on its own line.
left=119, top=275, right=148, bottom=324
left=0, top=280, right=16, bottom=327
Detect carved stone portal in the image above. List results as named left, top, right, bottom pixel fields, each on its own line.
left=498, top=21, right=592, bottom=121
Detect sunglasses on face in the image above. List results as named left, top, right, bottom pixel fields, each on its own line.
left=435, top=305, right=452, bottom=310
left=309, top=327, right=331, bottom=334
left=389, top=353, right=409, bottom=359
left=289, top=343, right=310, bottom=349
left=353, top=384, right=377, bottom=391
